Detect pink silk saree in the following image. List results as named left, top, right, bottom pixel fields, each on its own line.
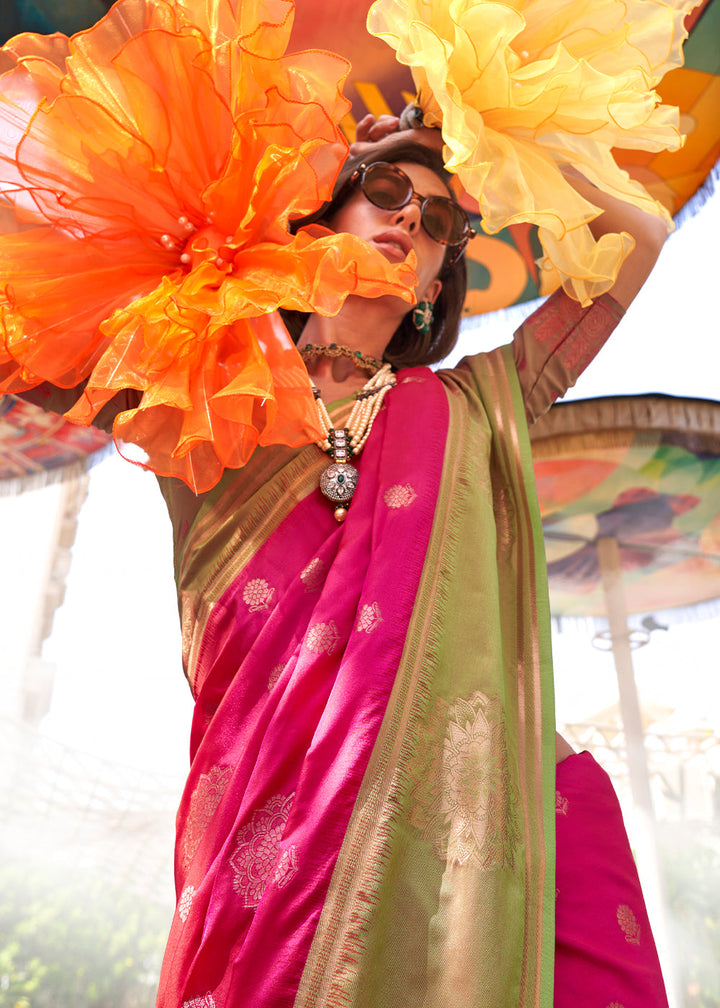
left=158, top=342, right=557, bottom=1007
left=554, top=752, right=668, bottom=1008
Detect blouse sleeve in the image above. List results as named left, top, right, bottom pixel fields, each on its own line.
left=513, top=288, right=624, bottom=424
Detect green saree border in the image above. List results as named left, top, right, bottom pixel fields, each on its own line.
left=490, top=343, right=556, bottom=1008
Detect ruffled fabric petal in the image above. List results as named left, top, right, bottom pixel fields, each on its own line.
left=67, top=230, right=415, bottom=490
left=368, top=0, right=695, bottom=305
left=0, top=0, right=418, bottom=492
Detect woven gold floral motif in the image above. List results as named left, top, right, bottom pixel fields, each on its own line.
left=183, top=765, right=233, bottom=870
left=384, top=483, right=418, bottom=509
left=305, top=620, right=341, bottom=655
left=242, top=577, right=275, bottom=612
left=178, top=885, right=196, bottom=923
left=356, top=602, right=384, bottom=633
left=408, top=690, right=519, bottom=867
left=300, top=557, right=326, bottom=592
left=230, top=793, right=296, bottom=908
left=274, top=845, right=299, bottom=889
left=182, top=995, right=215, bottom=1008
left=617, top=904, right=642, bottom=945
left=267, top=662, right=286, bottom=691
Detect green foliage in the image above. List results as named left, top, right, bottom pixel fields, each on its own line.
left=661, top=824, right=720, bottom=1008
left=0, top=861, right=170, bottom=1008
left=2, top=827, right=718, bottom=1007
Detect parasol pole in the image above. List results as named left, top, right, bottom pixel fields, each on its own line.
left=20, top=475, right=90, bottom=724
left=596, top=537, right=655, bottom=813
left=596, top=535, right=679, bottom=1007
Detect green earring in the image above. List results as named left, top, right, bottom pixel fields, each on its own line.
left=412, top=301, right=434, bottom=335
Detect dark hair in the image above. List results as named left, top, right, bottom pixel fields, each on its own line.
left=280, top=139, right=468, bottom=369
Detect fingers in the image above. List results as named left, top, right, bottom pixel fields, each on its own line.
left=349, top=114, right=399, bottom=157
left=406, top=126, right=445, bottom=152
left=353, top=113, right=375, bottom=144
left=355, top=113, right=401, bottom=144
left=349, top=114, right=444, bottom=159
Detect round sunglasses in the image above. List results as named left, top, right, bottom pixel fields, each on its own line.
left=347, top=161, right=475, bottom=265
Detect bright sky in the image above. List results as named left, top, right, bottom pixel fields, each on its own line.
left=1, top=182, right=718, bottom=782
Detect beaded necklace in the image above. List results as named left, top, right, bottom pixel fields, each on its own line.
left=311, top=363, right=396, bottom=522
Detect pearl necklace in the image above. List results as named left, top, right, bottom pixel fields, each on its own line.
left=311, top=363, right=396, bottom=522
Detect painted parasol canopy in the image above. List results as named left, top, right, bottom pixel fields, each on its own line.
left=530, top=395, right=720, bottom=617
left=0, top=395, right=110, bottom=490
left=0, top=0, right=718, bottom=318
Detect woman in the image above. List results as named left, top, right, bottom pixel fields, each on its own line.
left=106, top=123, right=663, bottom=1006
left=5, top=127, right=669, bottom=1008
left=0, top=6, right=675, bottom=1002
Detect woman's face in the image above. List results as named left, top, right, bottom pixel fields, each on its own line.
left=327, top=160, right=448, bottom=304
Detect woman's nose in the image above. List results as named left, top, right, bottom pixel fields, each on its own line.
left=391, top=196, right=422, bottom=232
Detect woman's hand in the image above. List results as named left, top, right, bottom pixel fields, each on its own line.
left=349, top=113, right=401, bottom=158
left=556, top=732, right=576, bottom=764
left=349, top=111, right=444, bottom=159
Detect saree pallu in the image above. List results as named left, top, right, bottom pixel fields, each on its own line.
left=158, top=344, right=556, bottom=1007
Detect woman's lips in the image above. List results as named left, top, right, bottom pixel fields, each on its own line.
left=373, top=230, right=412, bottom=261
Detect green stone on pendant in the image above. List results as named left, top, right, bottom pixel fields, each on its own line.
left=337, top=473, right=345, bottom=484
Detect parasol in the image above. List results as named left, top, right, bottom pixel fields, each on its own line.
left=531, top=395, right=720, bottom=619
left=530, top=393, right=720, bottom=816
left=0, top=395, right=110, bottom=495
left=530, top=394, right=720, bottom=1005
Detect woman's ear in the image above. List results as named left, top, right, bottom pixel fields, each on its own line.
left=425, top=278, right=442, bottom=304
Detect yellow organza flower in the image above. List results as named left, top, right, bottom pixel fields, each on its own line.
left=0, top=0, right=417, bottom=491
left=368, top=0, right=693, bottom=305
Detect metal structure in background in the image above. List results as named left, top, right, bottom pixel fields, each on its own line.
left=0, top=464, right=180, bottom=911
left=0, top=716, right=182, bottom=909
left=561, top=722, right=720, bottom=823
left=19, top=475, right=93, bottom=723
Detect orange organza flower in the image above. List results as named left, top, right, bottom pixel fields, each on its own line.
left=0, top=0, right=417, bottom=491
left=369, top=0, right=692, bottom=305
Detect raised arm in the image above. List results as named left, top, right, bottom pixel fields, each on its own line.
left=562, top=168, right=668, bottom=311
left=513, top=171, right=670, bottom=422
left=351, top=117, right=669, bottom=421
